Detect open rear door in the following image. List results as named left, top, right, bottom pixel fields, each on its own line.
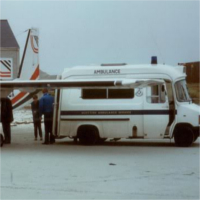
left=53, top=76, right=61, bottom=137
left=143, top=84, right=169, bottom=138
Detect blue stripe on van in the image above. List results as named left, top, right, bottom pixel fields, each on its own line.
left=61, top=110, right=176, bottom=116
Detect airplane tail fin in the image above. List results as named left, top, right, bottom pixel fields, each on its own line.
left=18, top=28, right=39, bottom=80
left=10, top=28, right=40, bottom=109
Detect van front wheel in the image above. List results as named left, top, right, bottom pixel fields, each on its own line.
left=174, top=126, right=194, bottom=147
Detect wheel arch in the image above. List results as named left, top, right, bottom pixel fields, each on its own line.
left=77, top=124, right=100, bottom=138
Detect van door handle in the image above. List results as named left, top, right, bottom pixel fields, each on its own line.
left=162, top=106, right=169, bottom=109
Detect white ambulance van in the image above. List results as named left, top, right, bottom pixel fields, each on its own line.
left=53, top=63, right=200, bottom=147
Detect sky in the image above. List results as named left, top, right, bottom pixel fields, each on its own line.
left=1, top=0, right=199, bottom=75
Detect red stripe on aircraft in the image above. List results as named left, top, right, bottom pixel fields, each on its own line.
left=0, top=75, right=11, bottom=77
left=11, top=65, right=39, bottom=106
left=30, top=65, right=39, bottom=80
left=31, top=36, right=38, bottom=54
left=11, top=63, right=39, bottom=106
left=11, top=92, right=27, bottom=105
left=0, top=71, right=11, bottom=74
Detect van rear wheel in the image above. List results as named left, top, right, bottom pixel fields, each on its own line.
left=78, top=126, right=98, bottom=145
left=174, top=126, right=194, bottom=147
left=97, top=138, right=107, bottom=144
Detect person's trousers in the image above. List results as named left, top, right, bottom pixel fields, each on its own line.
left=44, top=113, right=55, bottom=144
left=2, top=122, right=11, bottom=143
left=33, top=121, right=42, bottom=138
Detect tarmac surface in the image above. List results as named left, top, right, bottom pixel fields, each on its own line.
left=1, top=124, right=200, bottom=200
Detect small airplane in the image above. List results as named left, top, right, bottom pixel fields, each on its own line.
left=0, top=28, right=166, bottom=108
left=0, top=28, right=128, bottom=109
left=1, top=28, right=40, bottom=109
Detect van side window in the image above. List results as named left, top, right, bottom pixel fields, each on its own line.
left=108, top=89, right=134, bottom=99
left=82, top=89, right=106, bottom=99
left=82, top=89, right=134, bottom=99
left=146, top=85, right=166, bottom=103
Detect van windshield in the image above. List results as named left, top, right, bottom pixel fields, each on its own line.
left=175, top=80, right=191, bottom=102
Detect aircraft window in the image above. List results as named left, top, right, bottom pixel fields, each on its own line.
left=82, top=89, right=107, bottom=99
left=108, top=89, right=134, bottom=99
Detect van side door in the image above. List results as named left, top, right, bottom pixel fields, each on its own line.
left=143, top=84, right=169, bottom=138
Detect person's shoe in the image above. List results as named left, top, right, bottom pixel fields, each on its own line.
left=42, top=142, right=49, bottom=145
left=35, top=138, right=37, bottom=141
left=50, top=139, right=55, bottom=144
left=40, top=137, right=43, bottom=141
left=4, top=141, right=10, bottom=144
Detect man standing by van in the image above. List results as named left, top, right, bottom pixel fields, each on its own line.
left=31, top=95, right=43, bottom=141
left=0, top=97, right=13, bottom=144
left=39, top=89, right=55, bottom=145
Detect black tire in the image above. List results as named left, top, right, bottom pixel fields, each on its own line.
left=193, top=134, right=199, bottom=142
left=78, top=126, right=98, bottom=145
left=174, top=126, right=194, bottom=147
left=97, top=138, right=107, bottom=144
left=73, top=137, right=78, bottom=143
left=0, top=134, right=4, bottom=147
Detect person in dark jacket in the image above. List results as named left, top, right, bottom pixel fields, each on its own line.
left=31, top=95, right=43, bottom=141
left=0, top=97, right=13, bottom=144
left=39, top=89, right=55, bottom=144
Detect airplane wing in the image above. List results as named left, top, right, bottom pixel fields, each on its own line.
left=117, top=79, right=164, bottom=88
left=0, top=79, right=116, bottom=90
left=0, top=79, right=164, bottom=90
left=0, top=79, right=165, bottom=109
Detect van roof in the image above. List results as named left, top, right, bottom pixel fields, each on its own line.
left=62, top=64, right=186, bottom=82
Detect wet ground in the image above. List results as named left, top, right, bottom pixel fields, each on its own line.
left=1, top=124, right=199, bottom=199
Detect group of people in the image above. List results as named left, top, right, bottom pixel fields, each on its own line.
left=0, top=88, right=55, bottom=145
left=31, top=88, right=55, bottom=144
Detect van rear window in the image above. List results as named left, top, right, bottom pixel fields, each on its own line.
left=108, top=89, right=134, bottom=99
left=82, top=89, right=134, bottom=99
left=82, top=89, right=106, bottom=99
